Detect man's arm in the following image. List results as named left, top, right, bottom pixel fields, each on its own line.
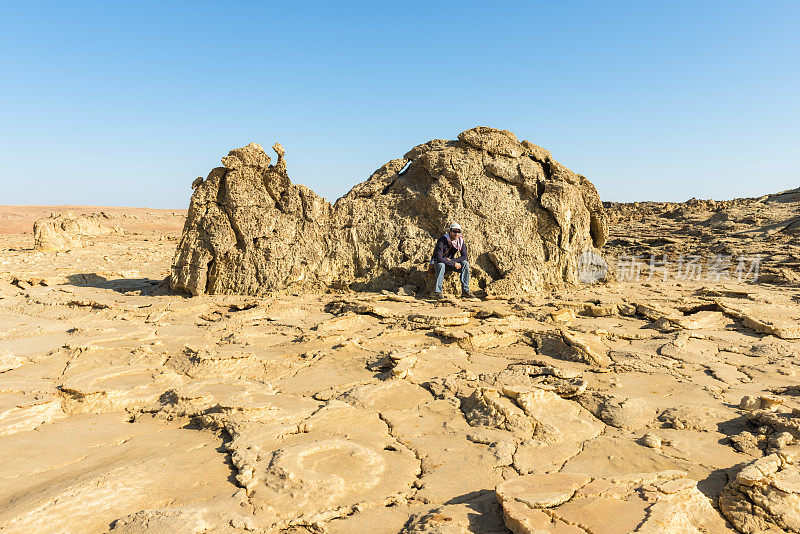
left=433, top=238, right=456, bottom=267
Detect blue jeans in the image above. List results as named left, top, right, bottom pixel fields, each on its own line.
left=434, top=260, right=470, bottom=293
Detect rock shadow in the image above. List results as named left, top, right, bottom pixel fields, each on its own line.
left=695, top=466, right=732, bottom=502
left=66, top=273, right=178, bottom=296
left=443, top=489, right=494, bottom=506
left=402, top=489, right=507, bottom=533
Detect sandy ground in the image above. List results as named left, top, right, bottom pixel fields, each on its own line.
left=0, top=207, right=799, bottom=533
left=0, top=206, right=186, bottom=235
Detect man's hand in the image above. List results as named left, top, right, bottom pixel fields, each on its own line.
left=454, top=263, right=461, bottom=270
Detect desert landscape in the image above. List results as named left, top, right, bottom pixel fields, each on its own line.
left=1, top=127, right=798, bottom=533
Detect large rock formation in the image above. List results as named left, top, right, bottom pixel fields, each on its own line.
left=33, top=211, right=120, bottom=251
left=171, top=127, right=607, bottom=296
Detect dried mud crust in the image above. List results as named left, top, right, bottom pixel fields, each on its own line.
left=1, top=186, right=800, bottom=532
left=604, top=187, right=800, bottom=287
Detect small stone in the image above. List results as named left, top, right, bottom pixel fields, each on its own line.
left=769, top=431, right=794, bottom=450
left=551, top=309, right=577, bottom=323
left=598, top=397, right=653, bottom=430
left=758, top=395, right=784, bottom=411
left=584, top=303, right=617, bottom=317
left=496, top=472, right=591, bottom=509
left=739, top=395, right=761, bottom=412
left=736, top=454, right=782, bottom=486
left=560, top=329, right=611, bottom=367
left=739, top=395, right=761, bottom=411
left=779, top=444, right=800, bottom=464
left=729, top=432, right=764, bottom=455
left=642, top=433, right=662, bottom=448
left=409, top=310, right=471, bottom=327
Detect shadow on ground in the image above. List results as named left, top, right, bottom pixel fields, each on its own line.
left=66, top=273, right=177, bottom=296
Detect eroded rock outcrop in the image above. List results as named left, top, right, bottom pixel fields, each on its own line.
left=719, top=447, right=800, bottom=533
left=33, top=211, right=120, bottom=251
left=171, top=127, right=607, bottom=296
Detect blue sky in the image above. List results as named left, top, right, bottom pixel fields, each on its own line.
left=1, top=1, right=798, bottom=208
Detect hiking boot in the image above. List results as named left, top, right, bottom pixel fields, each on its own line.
left=461, top=290, right=475, bottom=298
left=432, top=292, right=443, bottom=300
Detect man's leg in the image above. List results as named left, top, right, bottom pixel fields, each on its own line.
left=434, top=262, right=446, bottom=294
left=460, top=260, right=470, bottom=291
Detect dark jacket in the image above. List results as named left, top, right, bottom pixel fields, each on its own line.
left=432, top=235, right=468, bottom=268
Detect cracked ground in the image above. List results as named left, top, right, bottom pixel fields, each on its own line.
left=1, top=206, right=799, bottom=533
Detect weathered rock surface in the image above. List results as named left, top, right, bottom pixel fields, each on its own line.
left=719, top=447, right=800, bottom=533
left=402, top=491, right=507, bottom=533
left=460, top=386, right=604, bottom=475
left=716, top=298, right=800, bottom=340
left=33, top=211, right=119, bottom=251
left=496, top=470, right=728, bottom=533
left=604, top=187, right=800, bottom=287
left=171, top=127, right=607, bottom=296
left=579, top=394, right=654, bottom=431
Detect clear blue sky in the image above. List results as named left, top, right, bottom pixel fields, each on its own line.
left=1, top=1, right=798, bottom=208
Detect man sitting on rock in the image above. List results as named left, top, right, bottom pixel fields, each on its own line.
left=431, top=223, right=473, bottom=299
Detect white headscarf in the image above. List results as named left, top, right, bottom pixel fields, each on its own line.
left=445, top=231, right=463, bottom=252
